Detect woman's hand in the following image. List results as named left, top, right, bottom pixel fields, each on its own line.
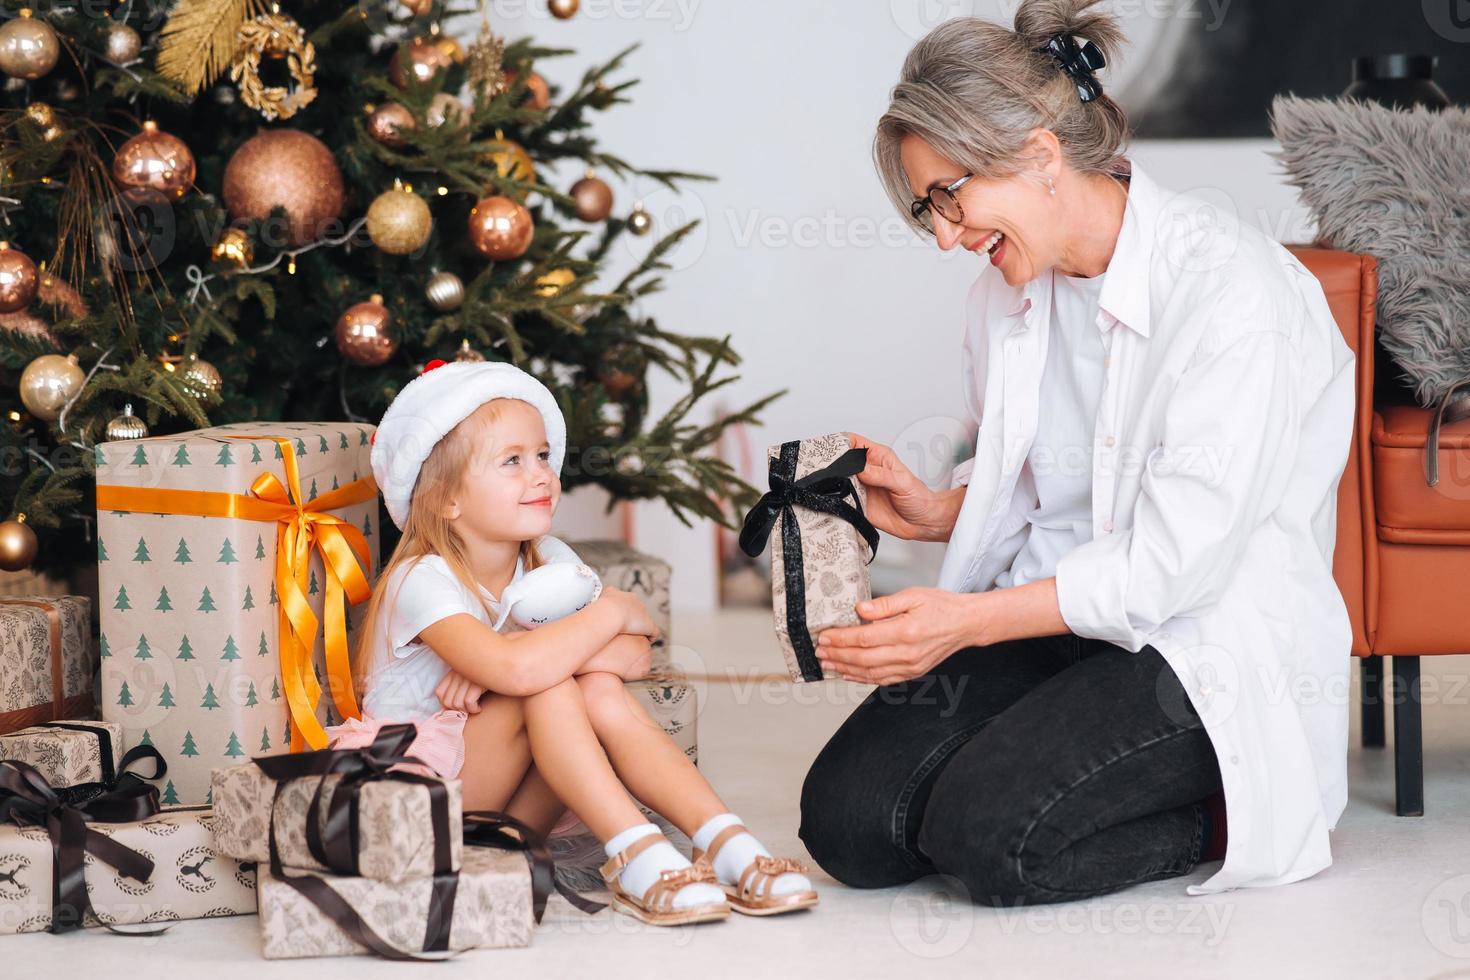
left=596, top=588, right=662, bottom=641
left=846, top=433, right=961, bottom=543
left=435, top=668, right=488, bottom=714
left=817, top=587, right=986, bottom=685
left=577, top=633, right=654, bottom=681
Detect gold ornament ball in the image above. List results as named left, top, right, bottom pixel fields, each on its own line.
left=535, top=267, right=575, bottom=297
left=627, top=205, right=654, bottom=236
left=104, top=403, right=149, bottom=441
left=483, top=139, right=535, bottom=184
left=435, top=34, right=465, bottom=64
left=0, top=9, right=61, bottom=80
left=104, top=22, right=142, bottom=63
left=467, top=196, right=534, bottom=260
left=0, top=241, right=38, bottom=314
left=336, top=295, right=398, bottom=366
left=426, top=92, right=466, bottom=129
left=425, top=270, right=465, bottom=311
left=0, top=517, right=37, bottom=573
left=453, top=338, right=484, bottom=362
left=112, top=121, right=196, bottom=200
left=549, top=0, right=580, bottom=19
left=212, top=227, right=254, bottom=267
left=23, top=101, right=63, bottom=142
left=366, top=184, right=433, bottom=255
left=181, top=354, right=222, bottom=398
left=571, top=174, right=613, bottom=222
left=222, top=130, right=345, bottom=248
left=366, top=101, right=416, bottom=147
left=19, top=352, right=83, bottom=422
left=388, top=37, right=453, bottom=89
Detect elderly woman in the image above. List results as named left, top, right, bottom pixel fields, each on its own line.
left=798, top=0, right=1356, bottom=906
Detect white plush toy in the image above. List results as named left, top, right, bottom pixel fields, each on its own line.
left=492, top=562, right=603, bottom=631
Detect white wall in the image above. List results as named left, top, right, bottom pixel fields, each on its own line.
left=460, top=2, right=1320, bottom=612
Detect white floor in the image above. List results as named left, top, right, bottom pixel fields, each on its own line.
left=12, top=609, right=1470, bottom=978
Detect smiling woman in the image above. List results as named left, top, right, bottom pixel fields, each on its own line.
left=797, top=0, right=1358, bottom=909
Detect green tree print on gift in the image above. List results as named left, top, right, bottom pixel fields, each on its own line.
left=221, top=635, right=240, bottom=661
left=216, top=444, right=234, bottom=467
left=200, top=684, right=220, bottom=710
left=159, top=683, right=175, bottom=708
left=115, top=680, right=133, bottom=707
left=171, top=446, right=190, bottom=466
left=134, top=634, right=152, bottom=659
left=161, top=781, right=180, bottom=805
left=113, top=584, right=131, bottom=610
left=175, top=538, right=192, bottom=563
left=181, top=731, right=198, bottom=757
left=218, top=539, right=238, bottom=564
left=198, top=587, right=216, bottom=612
left=132, top=537, right=150, bottom=562
left=242, top=586, right=254, bottom=610
left=245, top=682, right=258, bottom=707
left=177, top=635, right=195, bottom=660
left=155, top=586, right=172, bottom=612
left=224, top=732, right=244, bottom=758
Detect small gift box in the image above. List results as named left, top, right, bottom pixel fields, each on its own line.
left=210, top=724, right=462, bottom=882
left=0, top=596, right=96, bottom=734
left=257, top=840, right=534, bottom=960
left=0, top=720, right=125, bottom=789
left=569, top=540, right=674, bottom=673
left=0, top=761, right=256, bottom=935
left=739, top=433, right=878, bottom=682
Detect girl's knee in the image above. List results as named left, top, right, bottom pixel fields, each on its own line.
left=574, top=671, right=630, bottom=729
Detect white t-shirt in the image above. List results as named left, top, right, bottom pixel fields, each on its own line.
left=996, top=270, right=1109, bottom=589
left=360, top=535, right=581, bottom=721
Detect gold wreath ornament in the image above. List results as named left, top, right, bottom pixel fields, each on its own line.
left=229, top=10, right=317, bottom=121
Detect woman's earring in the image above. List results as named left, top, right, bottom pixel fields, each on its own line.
left=1048, top=176, right=1056, bottom=197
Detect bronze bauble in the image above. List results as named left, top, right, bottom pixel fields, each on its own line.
left=0, top=10, right=60, bottom=80
left=222, top=130, right=345, bottom=248
left=112, top=121, right=196, bottom=200
left=0, top=241, right=38, bottom=313
left=366, top=101, right=416, bottom=147
left=548, top=0, right=579, bottom=19
left=0, top=517, right=38, bottom=572
left=336, top=295, right=398, bottom=366
left=570, top=173, right=613, bottom=222
left=388, top=37, right=452, bottom=89
left=467, top=195, right=533, bottom=260
left=104, top=22, right=141, bottom=63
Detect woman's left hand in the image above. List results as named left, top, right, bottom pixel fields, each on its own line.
left=435, top=669, right=488, bottom=714
left=817, top=587, right=983, bottom=686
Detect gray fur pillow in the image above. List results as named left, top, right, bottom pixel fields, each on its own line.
left=1270, top=95, right=1470, bottom=410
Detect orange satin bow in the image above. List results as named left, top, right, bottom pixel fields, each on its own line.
left=96, top=434, right=378, bottom=751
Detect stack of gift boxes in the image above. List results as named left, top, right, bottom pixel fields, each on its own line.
left=0, top=420, right=697, bottom=956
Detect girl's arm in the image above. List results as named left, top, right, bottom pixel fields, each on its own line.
left=417, top=589, right=654, bottom=697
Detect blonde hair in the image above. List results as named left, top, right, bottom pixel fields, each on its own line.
left=874, top=0, right=1131, bottom=236
left=352, top=399, right=545, bottom=688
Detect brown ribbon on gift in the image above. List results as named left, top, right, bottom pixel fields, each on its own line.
left=256, top=724, right=603, bottom=961
left=0, top=599, right=94, bottom=734
left=0, top=759, right=164, bottom=935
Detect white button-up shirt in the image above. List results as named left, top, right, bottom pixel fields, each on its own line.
left=938, top=161, right=1357, bottom=895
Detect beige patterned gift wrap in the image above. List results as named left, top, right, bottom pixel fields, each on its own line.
left=0, top=805, right=257, bottom=934
left=210, top=761, right=463, bottom=881
left=0, top=720, right=124, bottom=789
left=569, top=540, right=674, bottom=673
left=257, top=844, right=534, bottom=959
left=628, top=674, right=697, bottom=763
left=740, top=433, right=878, bottom=683
left=0, top=596, right=96, bottom=734
left=94, top=421, right=380, bottom=806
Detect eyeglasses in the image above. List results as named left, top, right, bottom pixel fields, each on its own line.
left=910, top=173, right=974, bottom=235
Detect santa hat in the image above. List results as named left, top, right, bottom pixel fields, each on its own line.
left=370, top=359, right=566, bottom=530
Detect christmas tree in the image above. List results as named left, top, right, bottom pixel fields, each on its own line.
left=0, top=0, right=780, bottom=579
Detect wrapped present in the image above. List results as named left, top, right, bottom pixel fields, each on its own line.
left=569, top=539, right=673, bottom=672
left=0, top=761, right=256, bottom=934
left=211, top=725, right=462, bottom=882
left=94, top=422, right=379, bottom=804
left=0, top=720, right=129, bottom=790
left=0, top=596, right=96, bottom=734
left=739, top=433, right=879, bottom=682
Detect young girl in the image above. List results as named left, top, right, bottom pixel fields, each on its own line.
left=326, top=359, right=818, bottom=926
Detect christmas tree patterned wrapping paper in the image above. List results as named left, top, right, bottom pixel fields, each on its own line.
left=257, top=843, right=533, bottom=959
left=210, top=762, right=463, bottom=881
left=0, top=721, right=123, bottom=789
left=94, top=422, right=379, bottom=805
left=568, top=540, right=674, bottom=673
left=0, top=804, right=257, bottom=934
left=0, top=596, right=96, bottom=733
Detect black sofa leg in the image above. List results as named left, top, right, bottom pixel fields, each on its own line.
left=1391, top=655, right=1423, bottom=817
left=1361, top=656, right=1385, bottom=748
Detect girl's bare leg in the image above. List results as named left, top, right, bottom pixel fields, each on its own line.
left=523, top=676, right=649, bottom=841
left=457, top=693, right=536, bottom=812
left=502, top=764, right=567, bottom=838
left=575, top=672, right=726, bottom=838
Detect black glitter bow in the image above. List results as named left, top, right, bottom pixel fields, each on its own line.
left=1037, top=33, right=1106, bottom=102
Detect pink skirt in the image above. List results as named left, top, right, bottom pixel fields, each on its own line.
left=324, top=709, right=468, bottom=779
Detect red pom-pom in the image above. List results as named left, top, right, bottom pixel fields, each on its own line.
left=370, top=430, right=376, bottom=446
left=422, top=358, right=449, bottom=374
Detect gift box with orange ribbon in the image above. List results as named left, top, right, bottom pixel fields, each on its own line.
left=94, top=421, right=379, bottom=805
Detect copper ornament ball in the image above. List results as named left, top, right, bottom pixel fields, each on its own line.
left=366, top=101, right=416, bottom=147
left=0, top=241, right=38, bottom=314
left=435, top=34, right=465, bottom=64
left=222, top=130, right=345, bottom=248
left=627, top=205, right=654, bottom=236
left=571, top=174, right=613, bottom=222
left=112, top=121, right=196, bottom=200
left=467, top=195, right=534, bottom=261
left=104, top=22, right=142, bottom=63
left=366, top=185, right=433, bottom=255
left=336, top=295, right=398, bottom=366
left=0, top=518, right=38, bottom=572
left=399, top=0, right=433, bottom=16
left=548, top=0, right=580, bottom=19
left=506, top=70, right=551, bottom=111
left=0, top=10, right=61, bottom=80
left=19, top=352, right=83, bottom=421
left=388, top=37, right=452, bottom=89
left=180, top=354, right=222, bottom=398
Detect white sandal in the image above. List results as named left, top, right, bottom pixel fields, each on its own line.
left=598, top=831, right=731, bottom=926
left=692, top=823, right=820, bottom=916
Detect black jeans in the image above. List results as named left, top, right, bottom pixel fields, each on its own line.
left=798, top=633, right=1224, bottom=906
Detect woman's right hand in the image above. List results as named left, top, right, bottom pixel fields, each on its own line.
left=846, top=432, right=955, bottom=542
left=597, top=588, right=661, bottom=641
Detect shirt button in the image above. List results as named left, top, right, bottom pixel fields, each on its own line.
left=1104, top=435, right=1116, bottom=447
left=1104, top=355, right=1112, bottom=368
left=1230, top=755, right=1240, bottom=765
left=1102, top=519, right=1114, bottom=533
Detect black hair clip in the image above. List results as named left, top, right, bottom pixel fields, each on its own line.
left=1036, top=33, right=1106, bottom=103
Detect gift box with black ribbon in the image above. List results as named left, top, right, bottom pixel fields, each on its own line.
left=210, top=724, right=463, bottom=882
left=0, top=720, right=165, bottom=806
left=0, top=759, right=255, bottom=935
left=740, top=433, right=879, bottom=683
